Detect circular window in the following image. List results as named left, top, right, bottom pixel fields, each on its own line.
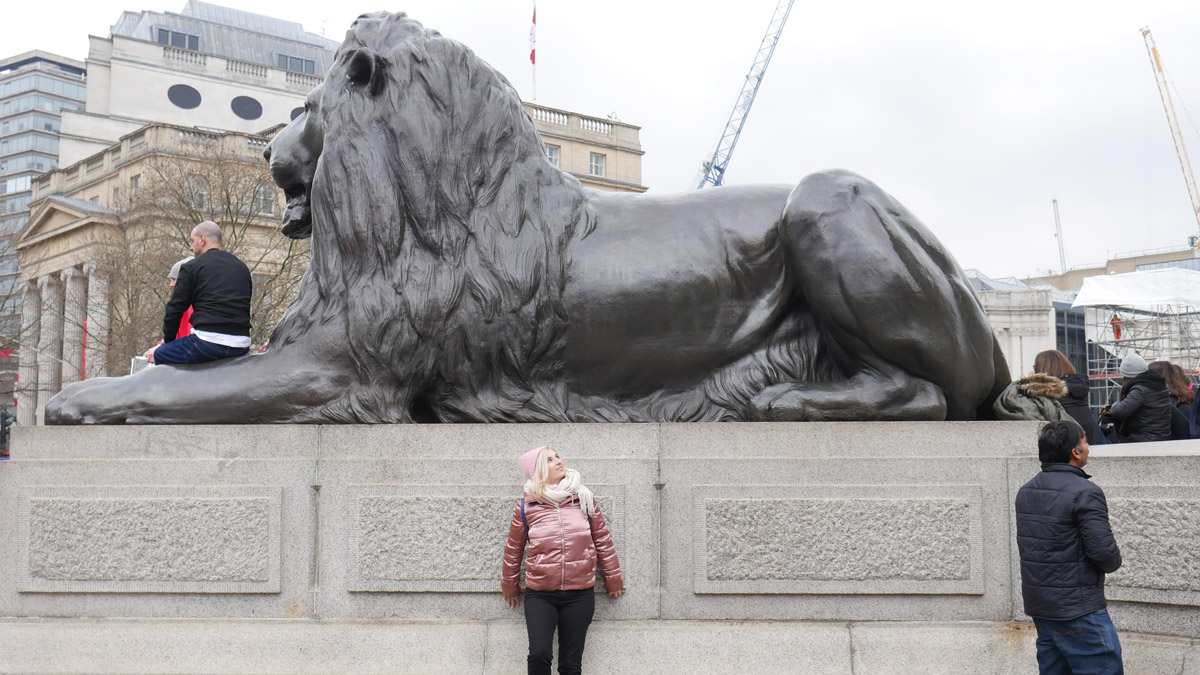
left=231, top=96, right=263, bottom=121
left=167, top=84, right=202, bottom=110
left=289, top=107, right=305, bottom=121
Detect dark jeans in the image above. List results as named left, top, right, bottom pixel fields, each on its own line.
left=1033, top=608, right=1123, bottom=674
left=524, top=588, right=595, bottom=675
left=154, top=334, right=249, bottom=365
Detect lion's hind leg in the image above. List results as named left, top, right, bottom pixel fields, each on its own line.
left=760, top=169, right=998, bottom=421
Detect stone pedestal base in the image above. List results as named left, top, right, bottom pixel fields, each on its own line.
left=0, top=618, right=1195, bottom=674
left=3, top=422, right=1200, bottom=673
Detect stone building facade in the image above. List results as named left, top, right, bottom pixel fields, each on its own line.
left=525, top=103, right=646, bottom=193
left=59, top=1, right=335, bottom=166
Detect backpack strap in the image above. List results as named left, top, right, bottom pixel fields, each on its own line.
left=519, top=498, right=528, bottom=534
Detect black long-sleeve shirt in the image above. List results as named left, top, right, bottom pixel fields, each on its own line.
left=163, top=249, right=252, bottom=342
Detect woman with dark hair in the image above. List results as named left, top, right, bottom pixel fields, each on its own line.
left=1148, top=361, right=1194, bottom=439
left=1147, top=361, right=1195, bottom=415
left=1031, top=349, right=1106, bottom=445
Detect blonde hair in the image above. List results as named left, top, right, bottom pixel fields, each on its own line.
left=529, top=446, right=556, bottom=502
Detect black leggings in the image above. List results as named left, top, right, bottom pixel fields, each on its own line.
left=524, top=588, right=596, bottom=675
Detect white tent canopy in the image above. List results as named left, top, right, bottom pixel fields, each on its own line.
left=1072, top=267, right=1200, bottom=312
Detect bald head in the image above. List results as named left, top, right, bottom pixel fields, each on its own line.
left=189, top=221, right=223, bottom=255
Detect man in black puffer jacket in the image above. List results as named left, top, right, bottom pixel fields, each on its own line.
left=1106, top=352, right=1171, bottom=443
left=1016, top=421, right=1123, bottom=674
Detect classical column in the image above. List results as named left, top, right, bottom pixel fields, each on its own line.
left=60, top=267, right=87, bottom=385
left=35, top=274, right=63, bottom=425
left=84, top=261, right=110, bottom=379
left=16, top=281, right=41, bottom=426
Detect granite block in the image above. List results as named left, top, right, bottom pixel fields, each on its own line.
left=18, top=486, right=280, bottom=593
left=851, top=621, right=1036, bottom=674
left=660, top=451, right=1014, bottom=620
left=0, top=618, right=486, bottom=674
left=693, top=484, right=982, bottom=594
left=10, top=424, right=321, bottom=460
left=0, top=456, right=317, bottom=619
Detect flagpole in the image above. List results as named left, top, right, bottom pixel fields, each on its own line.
left=530, top=2, right=537, bottom=101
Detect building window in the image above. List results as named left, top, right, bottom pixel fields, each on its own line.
left=89, top=196, right=99, bottom=205
left=544, top=144, right=560, bottom=167
left=167, top=84, right=202, bottom=110
left=231, top=96, right=263, bottom=121
left=276, top=54, right=316, bottom=75
left=130, top=174, right=141, bottom=192
left=589, top=152, right=605, bottom=177
left=157, top=28, right=200, bottom=52
left=290, top=107, right=305, bottom=121
left=253, top=183, right=275, bottom=215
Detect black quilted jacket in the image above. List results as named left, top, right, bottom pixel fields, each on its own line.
left=1015, top=464, right=1122, bottom=620
left=1109, top=370, right=1172, bottom=442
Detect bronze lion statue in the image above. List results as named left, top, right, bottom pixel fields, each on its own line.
left=47, top=12, right=1008, bottom=424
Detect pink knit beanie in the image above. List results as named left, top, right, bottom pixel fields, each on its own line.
left=519, top=446, right=550, bottom=480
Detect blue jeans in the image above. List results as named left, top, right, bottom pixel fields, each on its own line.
left=1033, top=609, right=1123, bottom=674
left=154, top=334, right=249, bottom=365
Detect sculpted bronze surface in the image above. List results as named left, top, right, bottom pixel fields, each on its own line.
left=47, top=12, right=1008, bottom=424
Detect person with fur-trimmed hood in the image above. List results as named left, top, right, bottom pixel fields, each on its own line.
left=1030, top=350, right=1107, bottom=444
left=1102, top=352, right=1172, bottom=443
left=992, top=372, right=1072, bottom=423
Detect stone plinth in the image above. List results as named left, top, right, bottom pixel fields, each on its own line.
left=2, top=422, right=1199, bottom=673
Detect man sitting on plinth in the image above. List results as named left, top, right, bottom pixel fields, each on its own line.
left=144, top=221, right=253, bottom=365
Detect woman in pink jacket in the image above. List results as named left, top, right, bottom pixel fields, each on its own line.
left=502, top=445, right=624, bottom=675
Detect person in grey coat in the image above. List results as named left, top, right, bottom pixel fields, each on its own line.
left=1015, top=421, right=1123, bottom=673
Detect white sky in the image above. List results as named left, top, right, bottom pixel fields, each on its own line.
left=5, top=0, right=1200, bottom=279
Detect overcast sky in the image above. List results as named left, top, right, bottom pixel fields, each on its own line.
left=6, top=0, right=1200, bottom=279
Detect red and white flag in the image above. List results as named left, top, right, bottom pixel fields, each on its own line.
left=529, top=5, right=537, bottom=65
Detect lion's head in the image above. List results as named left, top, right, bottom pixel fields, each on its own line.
left=265, top=12, right=591, bottom=421
left=265, top=84, right=323, bottom=239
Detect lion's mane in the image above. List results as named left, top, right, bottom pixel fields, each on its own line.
left=271, top=13, right=590, bottom=422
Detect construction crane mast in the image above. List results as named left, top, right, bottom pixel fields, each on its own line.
left=696, top=0, right=794, bottom=189
left=1140, top=27, right=1200, bottom=240
left=1053, top=199, right=1067, bottom=274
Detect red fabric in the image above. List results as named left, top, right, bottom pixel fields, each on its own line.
left=177, top=306, right=194, bottom=340
left=502, top=494, right=623, bottom=598
left=529, top=7, right=536, bottom=64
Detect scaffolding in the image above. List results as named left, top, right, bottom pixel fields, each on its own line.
left=1081, top=305, right=1200, bottom=410
left=1073, top=267, right=1200, bottom=411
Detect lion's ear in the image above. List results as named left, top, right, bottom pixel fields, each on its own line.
left=346, top=48, right=387, bottom=96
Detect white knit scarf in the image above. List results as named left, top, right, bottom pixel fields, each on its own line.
left=524, top=468, right=596, bottom=516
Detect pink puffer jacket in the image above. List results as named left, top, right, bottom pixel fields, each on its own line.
left=502, top=494, right=624, bottom=598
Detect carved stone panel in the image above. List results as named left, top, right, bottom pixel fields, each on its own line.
left=692, top=485, right=984, bottom=595
left=1105, top=488, right=1200, bottom=607
left=346, top=484, right=623, bottom=592
left=17, top=486, right=282, bottom=593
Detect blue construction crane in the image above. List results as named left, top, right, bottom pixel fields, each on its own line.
left=696, top=0, right=795, bottom=189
